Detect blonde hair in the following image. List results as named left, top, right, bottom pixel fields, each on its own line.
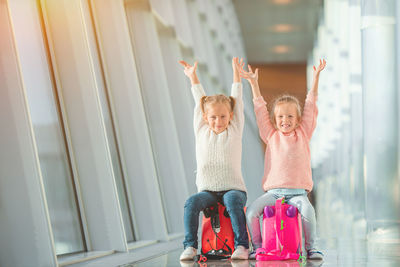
left=200, top=94, right=235, bottom=114
left=270, top=95, right=301, bottom=128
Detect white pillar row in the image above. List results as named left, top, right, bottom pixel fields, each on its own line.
left=149, top=0, right=174, bottom=27
left=361, top=0, right=400, bottom=240
left=312, top=0, right=368, bottom=238
left=0, top=0, right=57, bottom=266
left=88, top=0, right=169, bottom=241
left=184, top=1, right=213, bottom=91
left=155, top=18, right=197, bottom=195
left=397, top=0, right=400, bottom=214
left=186, top=0, right=208, bottom=64
left=170, top=0, right=194, bottom=47
left=124, top=0, right=189, bottom=235
left=311, top=0, right=353, bottom=237
left=348, top=0, right=366, bottom=233
left=335, top=0, right=353, bottom=226
left=313, top=28, right=334, bottom=160
left=40, top=0, right=128, bottom=251
left=199, top=19, right=223, bottom=91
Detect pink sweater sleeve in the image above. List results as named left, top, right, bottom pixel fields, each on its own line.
left=301, top=90, right=318, bottom=139
left=253, top=96, right=275, bottom=143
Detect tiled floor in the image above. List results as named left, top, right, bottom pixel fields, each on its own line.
left=121, top=237, right=400, bottom=267
left=69, top=198, right=400, bottom=267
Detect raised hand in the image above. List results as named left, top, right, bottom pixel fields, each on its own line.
left=313, top=59, right=326, bottom=76
left=239, top=64, right=259, bottom=84
left=232, top=57, right=244, bottom=83
left=238, top=63, right=261, bottom=98
left=179, top=60, right=199, bottom=84
left=179, top=60, right=198, bottom=78
left=311, top=59, right=326, bottom=96
left=232, top=57, right=245, bottom=72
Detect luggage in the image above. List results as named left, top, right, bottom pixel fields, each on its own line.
left=199, top=202, right=234, bottom=260
left=256, top=197, right=305, bottom=262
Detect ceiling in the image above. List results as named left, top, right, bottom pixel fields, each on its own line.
left=233, top=0, right=323, bottom=64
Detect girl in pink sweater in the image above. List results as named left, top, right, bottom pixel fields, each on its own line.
left=239, top=59, right=326, bottom=260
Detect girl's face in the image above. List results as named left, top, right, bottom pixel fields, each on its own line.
left=274, top=102, right=300, bottom=134
left=203, top=103, right=233, bottom=134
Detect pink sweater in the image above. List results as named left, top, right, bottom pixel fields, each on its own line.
left=253, top=91, right=318, bottom=192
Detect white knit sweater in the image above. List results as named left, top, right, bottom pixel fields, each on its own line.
left=191, top=83, right=247, bottom=193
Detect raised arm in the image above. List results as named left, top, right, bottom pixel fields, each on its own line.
left=310, top=59, right=326, bottom=97
left=232, top=57, right=243, bottom=83
left=238, top=64, right=261, bottom=99
left=179, top=60, right=205, bottom=133
left=239, top=63, right=274, bottom=142
left=302, top=59, right=326, bottom=138
left=179, top=60, right=200, bottom=85
left=230, top=57, right=245, bottom=131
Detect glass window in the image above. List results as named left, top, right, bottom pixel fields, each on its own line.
left=24, top=65, right=86, bottom=256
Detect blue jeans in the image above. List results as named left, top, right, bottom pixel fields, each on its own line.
left=183, top=190, right=249, bottom=249
left=246, top=188, right=318, bottom=251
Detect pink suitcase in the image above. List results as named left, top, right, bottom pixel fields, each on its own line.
left=256, top=197, right=305, bottom=262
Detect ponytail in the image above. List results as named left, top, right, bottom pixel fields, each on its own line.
left=200, top=95, right=208, bottom=114
left=229, top=96, right=236, bottom=112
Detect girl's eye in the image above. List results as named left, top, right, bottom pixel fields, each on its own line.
left=289, top=115, right=293, bottom=118
left=221, top=116, right=225, bottom=118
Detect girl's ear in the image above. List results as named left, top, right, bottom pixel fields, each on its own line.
left=296, top=117, right=301, bottom=127
left=229, top=111, right=234, bottom=121
left=203, top=113, right=208, bottom=123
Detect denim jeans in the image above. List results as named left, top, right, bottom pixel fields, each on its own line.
left=183, top=190, right=249, bottom=249
left=246, top=188, right=318, bottom=251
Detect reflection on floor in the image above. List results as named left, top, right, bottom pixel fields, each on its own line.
left=122, top=237, right=400, bottom=267
left=69, top=187, right=400, bottom=267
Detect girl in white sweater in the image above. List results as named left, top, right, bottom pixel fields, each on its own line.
left=178, top=58, right=249, bottom=261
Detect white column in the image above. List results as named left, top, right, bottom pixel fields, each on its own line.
left=124, top=0, right=188, bottom=235
left=170, top=0, right=194, bottom=47
left=156, top=20, right=197, bottom=195
left=361, top=0, right=399, bottom=240
left=0, top=1, right=57, bottom=266
left=348, top=0, right=366, bottom=234
left=397, top=0, right=400, bottom=209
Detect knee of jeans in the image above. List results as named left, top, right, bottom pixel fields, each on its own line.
left=299, top=204, right=316, bottom=221
left=246, top=208, right=259, bottom=221
left=184, top=196, right=198, bottom=210
left=224, top=199, right=244, bottom=213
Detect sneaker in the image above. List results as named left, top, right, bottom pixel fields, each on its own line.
left=179, top=261, right=195, bottom=267
left=248, top=251, right=257, bottom=260
left=231, top=261, right=251, bottom=267
left=231, top=245, right=249, bottom=260
left=307, top=249, right=324, bottom=260
left=180, top=247, right=197, bottom=261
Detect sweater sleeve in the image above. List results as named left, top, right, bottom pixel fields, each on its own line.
left=253, top=96, right=274, bottom=143
left=301, top=90, right=318, bottom=139
left=230, top=83, right=244, bottom=133
left=191, top=84, right=207, bottom=134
